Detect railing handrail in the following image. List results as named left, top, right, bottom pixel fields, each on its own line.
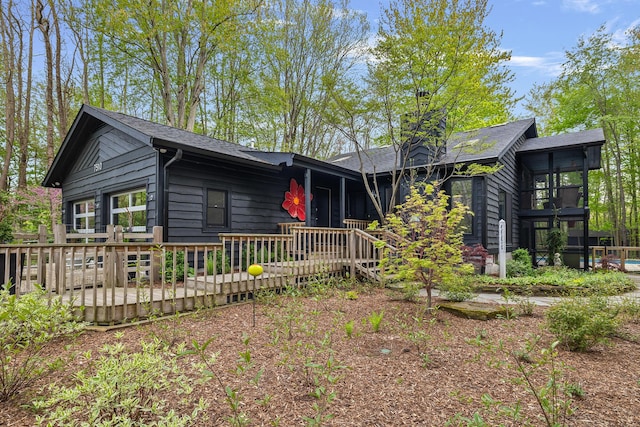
left=591, top=245, right=640, bottom=251
left=220, top=233, right=295, bottom=238
left=353, top=228, right=397, bottom=252
left=343, top=219, right=372, bottom=229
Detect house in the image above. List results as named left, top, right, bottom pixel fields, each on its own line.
left=42, top=105, right=366, bottom=243
left=43, top=105, right=605, bottom=268
left=328, top=118, right=605, bottom=268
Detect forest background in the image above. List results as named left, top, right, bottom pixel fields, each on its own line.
left=0, top=0, right=638, bottom=246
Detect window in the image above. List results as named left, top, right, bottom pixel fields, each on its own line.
left=111, top=189, right=147, bottom=231
left=73, top=200, right=95, bottom=233
left=206, top=189, right=228, bottom=228
left=451, top=178, right=473, bottom=233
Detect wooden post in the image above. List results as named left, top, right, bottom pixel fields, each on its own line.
left=499, top=219, right=506, bottom=279
left=349, top=230, right=356, bottom=279
left=114, top=225, right=124, bottom=287
left=104, top=225, right=115, bottom=288
left=38, top=224, right=48, bottom=243
left=53, top=224, right=66, bottom=294
left=151, top=226, right=163, bottom=284
left=37, top=225, right=47, bottom=286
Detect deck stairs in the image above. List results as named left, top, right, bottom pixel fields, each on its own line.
left=354, top=259, right=384, bottom=282
left=349, top=229, right=400, bottom=284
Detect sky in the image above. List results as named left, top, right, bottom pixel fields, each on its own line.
left=349, top=0, right=640, bottom=117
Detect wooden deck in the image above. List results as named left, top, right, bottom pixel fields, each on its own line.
left=61, top=259, right=346, bottom=323
left=3, top=228, right=389, bottom=325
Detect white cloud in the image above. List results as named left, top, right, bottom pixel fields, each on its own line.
left=562, top=0, right=601, bottom=14
left=610, top=17, right=640, bottom=45
left=508, top=55, right=564, bottom=76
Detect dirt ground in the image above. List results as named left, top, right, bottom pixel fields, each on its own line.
left=2, top=284, right=640, bottom=426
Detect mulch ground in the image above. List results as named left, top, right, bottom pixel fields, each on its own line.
left=2, top=284, right=640, bottom=426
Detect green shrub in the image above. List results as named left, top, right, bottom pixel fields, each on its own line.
left=512, top=248, right=532, bottom=266
left=546, top=296, right=620, bottom=351
left=507, top=248, right=533, bottom=278
left=439, top=275, right=475, bottom=302
left=163, top=250, right=194, bottom=282
left=506, top=259, right=533, bottom=278
left=0, top=286, right=84, bottom=401
left=207, top=250, right=231, bottom=275
left=475, top=268, right=634, bottom=296
left=34, top=340, right=206, bottom=426
left=241, top=242, right=290, bottom=270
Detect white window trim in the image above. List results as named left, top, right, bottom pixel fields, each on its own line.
left=73, top=199, right=95, bottom=234
left=110, top=188, right=147, bottom=232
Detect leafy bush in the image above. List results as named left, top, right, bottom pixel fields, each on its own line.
left=0, top=190, right=14, bottom=243
left=546, top=296, right=620, bottom=351
left=163, top=250, right=194, bottom=282
left=240, top=242, right=289, bottom=270
left=207, top=250, right=231, bottom=275
left=512, top=248, right=532, bottom=266
left=475, top=268, right=634, bottom=296
left=439, top=275, right=475, bottom=302
left=506, top=259, right=533, bottom=278
left=461, top=244, right=488, bottom=273
left=0, top=286, right=84, bottom=401
left=505, top=248, right=534, bottom=278
left=598, top=254, right=622, bottom=271
left=34, top=340, right=206, bottom=426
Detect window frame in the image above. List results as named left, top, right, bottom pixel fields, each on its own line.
left=450, top=178, right=474, bottom=235
left=110, top=188, right=147, bottom=232
left=73, top=199, right=96, bottom=234
left=205, top=188, right=229, bottom=229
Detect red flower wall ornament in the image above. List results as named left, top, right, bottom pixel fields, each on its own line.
left=282, top=178, right=312, bottom=221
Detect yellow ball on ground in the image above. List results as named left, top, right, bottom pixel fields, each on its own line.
left=247, top=264, right=263, bottom=277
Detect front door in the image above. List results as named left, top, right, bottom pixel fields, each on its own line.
left=314, top=187, right=331, bottom=227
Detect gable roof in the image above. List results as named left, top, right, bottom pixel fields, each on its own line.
left=43, top=104, right=360, bottom=186
left=516, top=128, right=605, bottom=153
left=327, top=119, right=606, bottom=175
left=328, top=118, right=538, bottom=174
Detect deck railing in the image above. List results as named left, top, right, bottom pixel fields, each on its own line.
left=343, top=219, right=372, bottom=230
left=1, top=227, right=389, bottom=325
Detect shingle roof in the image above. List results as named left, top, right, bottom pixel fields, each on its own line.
left=43, top=105, right=361, bottom=186
left=90, top=106, right=272, bottom=164
left=516, top=128, right=605, bottom=153
left=328, top=118, right=537, bottom=174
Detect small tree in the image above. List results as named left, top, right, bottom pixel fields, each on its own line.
left=377, top=182, right=472, bottom=308
left=546, top=227, right=567, bottom=266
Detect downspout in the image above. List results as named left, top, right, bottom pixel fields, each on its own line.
left=162, top=149, right=183, bottom=241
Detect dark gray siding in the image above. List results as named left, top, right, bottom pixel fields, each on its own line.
left=166, top=160, right=296, bottom=242
left=484, top=134, right=526, bottom=252
left=61, top=126, right=157, bottom=231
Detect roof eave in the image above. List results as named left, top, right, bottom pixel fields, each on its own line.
left=42, top=104, right=154, bottom=187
